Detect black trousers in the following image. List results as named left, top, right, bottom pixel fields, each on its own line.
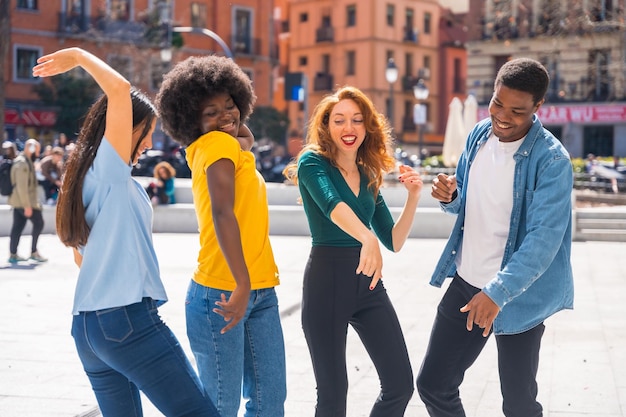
left=9, top=208, right=44, bottom=255
left=301, top=246, right=414, bottom=417
left=416, top=274, right=545, bottom=417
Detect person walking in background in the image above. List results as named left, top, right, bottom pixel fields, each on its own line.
left=1, top=142, right=18, bottom=196
left=33, top=47, right=219, bottom=416
left=416, top=58, right=574, bottom=417
left=2, top=141, right=18, bottom=161
left=156, top=55, right=286, bottom=417
left=283, top=85, right=421, bottom=417
left=8, top=138, right=47, bottom=264
left=146, top=160, right=177, bottom=205
left=38, top=146, right=65, bottom=205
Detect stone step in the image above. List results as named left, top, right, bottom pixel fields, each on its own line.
left=153, top=204, right=456, bottom=239
left=576, top=207, right=626, bottom=220
left=134, top=177, right=444, bottom=208
left=576, top=218, right=626, bottom=230
left=0, top=203, right=456, bottom=239
left=575, top=230, right=626, bottom=242
left=3, top=178, right=624, bottom=242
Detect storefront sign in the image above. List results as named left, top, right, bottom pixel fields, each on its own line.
left=5, top=109, right=56, bottom=126
left=477, top=103, right=626, bottom=124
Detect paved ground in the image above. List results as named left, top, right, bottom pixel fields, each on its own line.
left=0, top=233, right=625, bottom=416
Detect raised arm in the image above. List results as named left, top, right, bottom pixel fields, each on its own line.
left=33, top=47, right=132, bottom=162
left=390, top=165, right=423, bottom=251
left=236, top=124, right=255, bottom=151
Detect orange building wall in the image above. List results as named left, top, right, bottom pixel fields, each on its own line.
left=286, top=0, right=441, bottom=147
left=5, top=0, right=277, bottom=142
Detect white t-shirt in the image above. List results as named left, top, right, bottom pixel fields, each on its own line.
left=456, top=133, right=524, bottom=288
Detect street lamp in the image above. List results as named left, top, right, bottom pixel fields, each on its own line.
left=385, top=58, right=398, bottom=135
left=159, top=1, right=172, bottom=64
left=413, top=78, right=429, bottom=165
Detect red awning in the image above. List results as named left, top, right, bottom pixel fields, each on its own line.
left=5, top=108, right=57, bottom=127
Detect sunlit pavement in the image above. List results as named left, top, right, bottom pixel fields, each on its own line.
left=1, top=234, right=625, bottom=416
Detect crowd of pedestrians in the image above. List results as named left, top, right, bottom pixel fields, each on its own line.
left=1, top=50, right=585, bottom=417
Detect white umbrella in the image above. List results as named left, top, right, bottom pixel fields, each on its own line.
left=463, top=94, right=478, bottom=137
left=442, top=97, right=466, bottom=167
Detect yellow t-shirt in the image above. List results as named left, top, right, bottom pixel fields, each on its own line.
left=185, top=131, right=279, bottom=291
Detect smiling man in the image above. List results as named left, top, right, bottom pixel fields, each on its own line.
left=417, top=58, right=574, bottom=417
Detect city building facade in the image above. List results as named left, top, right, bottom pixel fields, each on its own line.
left=281, top=0, right=449, bottom=154
left=4, top=0, right=277, bottom=147
left=466, top=0, right=626, bottom=159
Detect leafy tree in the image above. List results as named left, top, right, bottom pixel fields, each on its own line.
left=32, top=73, right=100, bottom=137
left=247, top=106, right=289, bottom=144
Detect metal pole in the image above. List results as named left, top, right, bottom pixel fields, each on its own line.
left=389, top=82, right=394, bottom=134
left=418, top=121, right=424, bottom=165
left=171, top=26, right=234, bottom=59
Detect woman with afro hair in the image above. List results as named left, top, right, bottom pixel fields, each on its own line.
left=156, top=55, right=286, bottom=417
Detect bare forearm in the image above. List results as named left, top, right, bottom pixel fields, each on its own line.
left=330, top=202, right=377, bottom=245
left=392, top=192, right=420, bottom=251
left=213, top=212, right=252, bottom=290
left=73, top=48, right=130, bottom=96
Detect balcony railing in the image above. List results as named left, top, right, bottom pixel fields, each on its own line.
left=402, top=75, right=419, bottom=92
left=403, top=27, right=418, bottom=43
left=57, top=12, right=146, bottom=42
left=313, top=72, right=333, bottom=91
left=231, top=36, right=262, bottom=56
left=316, top=26, right=334, bottom=42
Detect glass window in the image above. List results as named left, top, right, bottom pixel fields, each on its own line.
left=299, top=56, right=308, bottom=66
left=424, top=12, right=432, bottom=34
left=17, top=0, right=37, bottom=10
left=191, top=3, right=207, bottom=28
left=15, top=47, right=40, bottom=82
left=110, top=0, right=130, bottom=21
left=234, top=8, right=253, bottom=54
left=405, top=8, right=414, bottom=32
left=300, top=13, right=308, bottom=23
left=321, top=54, right=330, bottom=73
left=346, top=51, right=355, bottom=76
left=346, top=5, right=356, bottom=27
left=387, top=4, right=395, bottom=27
left=405, top=52, right=413, bottom=78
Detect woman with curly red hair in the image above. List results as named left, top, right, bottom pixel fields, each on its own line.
left=283, top=85, right=423, bottom=417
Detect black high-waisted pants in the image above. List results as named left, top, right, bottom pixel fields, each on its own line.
left=301, top=246, right=414, bottom=417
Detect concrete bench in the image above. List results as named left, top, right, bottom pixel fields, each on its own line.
left=1, top=181, right=455, bottom=239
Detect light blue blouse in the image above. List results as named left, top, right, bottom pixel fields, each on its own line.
left=72, top=137, right=167, bottom=314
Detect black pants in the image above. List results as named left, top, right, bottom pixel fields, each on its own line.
left=301, top=246, right=414, bottom=417
left=9, top=208, right=44, bottom=255
left=416, top=274, right=545, bottom=417
left=39, top=179, right=59, bottom=200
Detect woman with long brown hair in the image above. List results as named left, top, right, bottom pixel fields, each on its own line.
left=33, top=47, right=218, bottom=417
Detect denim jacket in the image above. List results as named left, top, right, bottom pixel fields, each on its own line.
left=431, top=115, right=574, bottom=335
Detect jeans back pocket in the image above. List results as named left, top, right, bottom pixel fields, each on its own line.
left=96, top=306, right=133, bottom=342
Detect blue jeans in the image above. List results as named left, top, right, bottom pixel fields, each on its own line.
left=71, top=297, right=220, bottom=417
left=186, top=281, right=286, bottom=417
